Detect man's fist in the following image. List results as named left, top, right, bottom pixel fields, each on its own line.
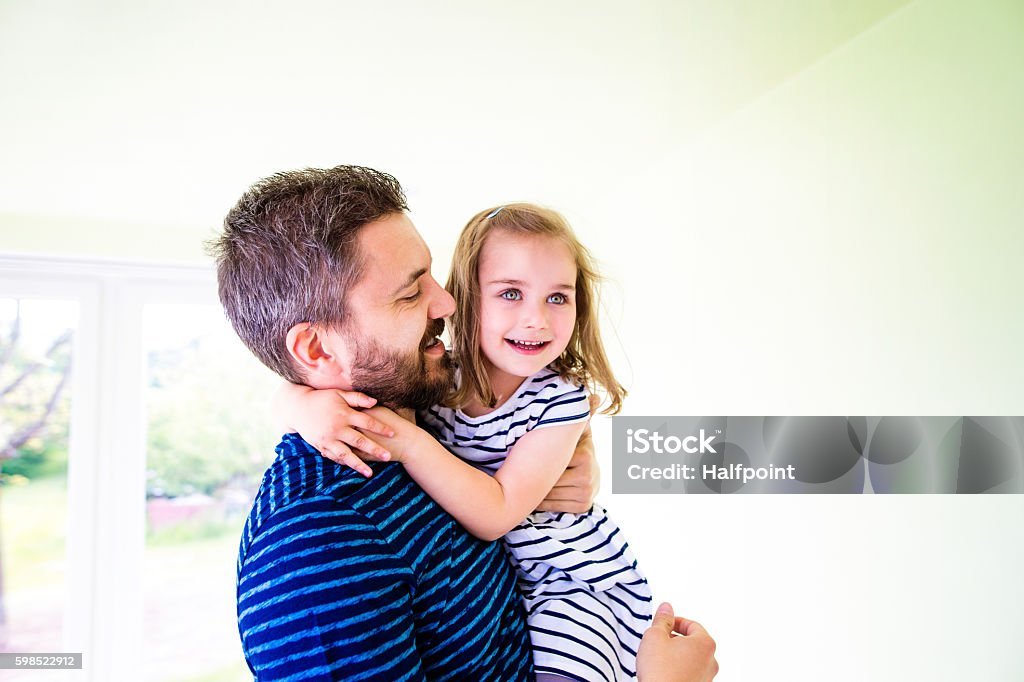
left=636, top=602, right=718, bottom=682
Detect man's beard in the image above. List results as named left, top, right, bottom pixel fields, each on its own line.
left=348, top=318, right=454, bottom=410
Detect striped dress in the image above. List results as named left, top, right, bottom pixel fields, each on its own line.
left=236, top=433, right=533, bottom=681
left=419, top=368, right=653, bottom=682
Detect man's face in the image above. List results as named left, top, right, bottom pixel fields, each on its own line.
left=338, top=213, right=456, bottom=409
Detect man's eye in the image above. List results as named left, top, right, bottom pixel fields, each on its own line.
left=402, top=291, right=421, bottom=302
left=548, top=293, right=568, bottom=305
left=500, top=289, right=522, bottom=301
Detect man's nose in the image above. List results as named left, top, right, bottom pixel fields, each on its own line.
left=427, top=277, right=456, bottom=319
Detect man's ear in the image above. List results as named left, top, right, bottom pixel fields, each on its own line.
left=285, top=322, right=351, bottom=385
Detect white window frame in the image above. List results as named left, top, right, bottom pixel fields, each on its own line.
left=0, top=253, right=219, bottom=681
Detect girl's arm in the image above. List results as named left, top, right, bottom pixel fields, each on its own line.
left=271, top=382, right=396, bottom=477
left=364, top=406, right=590, bottom=542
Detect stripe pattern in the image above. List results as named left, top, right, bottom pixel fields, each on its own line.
left=236, top=434, right=533, bottom=681
left=420, top=368, right=653, bottom=682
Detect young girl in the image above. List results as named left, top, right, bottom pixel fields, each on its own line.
left=284, top=204, right=652, bottom=682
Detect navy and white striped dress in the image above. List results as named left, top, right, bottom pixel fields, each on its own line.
left=420, top=368, right=653, bottom=682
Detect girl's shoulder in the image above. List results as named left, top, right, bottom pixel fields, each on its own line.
left=515, top=366, right=589, bottom=431
left=416, top=402, right=458, bottom=440
left=518, top=366, right=585, bottom=403
left=418, top=367, right=588, bottom=438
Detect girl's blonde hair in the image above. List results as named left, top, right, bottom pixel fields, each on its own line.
left=445, top=203, right=626, bottom=415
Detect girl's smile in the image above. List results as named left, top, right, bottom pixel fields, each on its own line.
left=505, top=338, right=551, bottom=353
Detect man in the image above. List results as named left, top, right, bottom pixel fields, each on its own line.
left=213, top=165, right=717, bottom=681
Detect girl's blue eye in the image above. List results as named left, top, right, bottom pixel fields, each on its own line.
left=548, top=293, right=568, bottom=305
left=500, top=289, right=522, bottom=301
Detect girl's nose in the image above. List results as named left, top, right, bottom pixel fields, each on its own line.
left=520, top=302, right=548, bottom=329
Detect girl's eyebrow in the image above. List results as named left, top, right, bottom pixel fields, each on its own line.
left=486, top=278, right=575, bottom=290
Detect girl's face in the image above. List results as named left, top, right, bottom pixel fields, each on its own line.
left=476, top=230, right=578, bottom=382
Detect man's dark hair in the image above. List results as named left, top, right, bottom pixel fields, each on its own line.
left=210, top=165, right=408, bottom=382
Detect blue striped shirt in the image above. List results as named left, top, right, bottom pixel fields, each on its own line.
left=237, top=433, right=533, bottom=681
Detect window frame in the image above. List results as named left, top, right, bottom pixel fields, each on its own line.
left=0, top=253, right=219, bottom=681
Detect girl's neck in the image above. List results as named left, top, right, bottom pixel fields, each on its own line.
left=461, top=362, right=527, bottom=417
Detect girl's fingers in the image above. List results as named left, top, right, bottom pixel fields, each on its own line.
left=336, top=390, right=377, bottom=408
left=319, top=444, right=373, bottom=478
left=318, top=444, right=345, bottom=465
left=339, top=429, right=391, bottom=461
left=339, top=451, right=373, bottom=478
left=350, top=411, right=395, bottom=438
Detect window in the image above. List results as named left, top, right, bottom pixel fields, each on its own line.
left=141, top=303, right=277, bottom=681
left=0, top=255, right=277, bottom=681
left=0, top=298, right=77, bottom=669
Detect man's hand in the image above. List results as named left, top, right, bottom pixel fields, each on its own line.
left=535, top=394, right=600, bottom=513
left=637, top=603, right=718, bottom=682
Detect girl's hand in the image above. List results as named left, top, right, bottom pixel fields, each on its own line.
left=273, top=383, right=396, bottom=477
left=356, top=406, right=428, bottom=464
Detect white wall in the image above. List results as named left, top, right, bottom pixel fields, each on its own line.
left=2, top=1, right=1022, bottom=680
